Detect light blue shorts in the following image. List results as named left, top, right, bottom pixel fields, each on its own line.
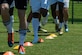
left=30, top=0, right=50, bottom=13
left=57, top=0, right=63, bottom=2
left=50, top=0, right=57, bottom=5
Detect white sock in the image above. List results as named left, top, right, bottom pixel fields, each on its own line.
left=64, top=21, right=68, bottom=26
left=3, top=20, right=14, bottom=33
left=27, top=22, right=30, bottom=28
left=10, top=15, right=14, bottom=23
left=54, top=16, right=59, bottom=24
left=59, top=22, right=63, bottom=29
left=41, top=12, right=49, bottom=26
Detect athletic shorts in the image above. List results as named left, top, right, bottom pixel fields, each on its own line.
left=30, top=0, right=49, bottom=13
left=64, top=2, right=69, bottom=8
left=0, top=0, right=13, bottom=5
left=57, top=0, right=63, bottom=2
left=50, top=0, right=57, bottom=5
left=15, top=0, right=28, bottom=10
left=63, top=0, right=69, bottom=3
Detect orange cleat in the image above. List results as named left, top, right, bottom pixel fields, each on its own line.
left=18, top=45, right=25, bottom=54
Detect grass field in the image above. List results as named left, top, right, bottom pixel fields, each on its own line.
left=0, top=1, right=82, bottom=55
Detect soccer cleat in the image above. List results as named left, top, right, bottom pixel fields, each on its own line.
left=38, top=26, right=47, bottom=33
left=40, top=28, right=47, bottom=33
left=32, top=38, right=44, bottom=44
left=58, top=28, right=63, bottom=35
left=8, top=33, right=14, bottom=47
left=64, top=25, right=68, bottom=32
left=18, top=45, right=25, bottom=54
left=65, top=28, right=68, bottom=32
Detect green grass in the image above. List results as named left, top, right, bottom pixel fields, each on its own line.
left=0, top=1, right=82, bottom=55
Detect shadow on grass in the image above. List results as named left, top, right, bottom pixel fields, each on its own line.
left=14, top=41, right=19, bottom=44
left=0, top=31, right=7, bottom=33
left=48, top=18, right=82, bottom=23
left=0, top=52, right=5, bottom=55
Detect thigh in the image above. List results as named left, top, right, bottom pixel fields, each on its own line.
left=30, top=0, right=40, bottom=12
left=15, top=0, right=27, bottom=10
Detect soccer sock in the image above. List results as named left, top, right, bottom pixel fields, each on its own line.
left=10, top=15, right=14, bottom=23
left=32, top=18, right=39, bottom=43
left=39, top=23, right=42, bottom=27
left=59, top=22, right=63, bottom=29
left=3, top=20, right=14, bottom=33
left=64, top=21, right=68, bottom=26
left=27, top=22, right=30, bottom=28
left=54, top=16, right=59, bottom=24
left=19, top=29, right=27, bottom=45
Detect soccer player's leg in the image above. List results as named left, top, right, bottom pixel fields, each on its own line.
left=30, top=0, right=43, bottom=44
left=39, top=0, right=50, bottom=33
left=55, top=4, right=60, bottom=32
left=58, top=2, right=64, bottom=35
left=55, top=10, right=59, bottom=32
left=38, top=8, right=48, bottom=33
left=1, top=2, right=14, bottom=47
left=27, top=10, right=32, bottom=32
left=8, top=7, right=14, bottom=47
left=32, top=12, right=40, bottom=44
left=51, top=2, right=58, bottom=32
left=63, top=1, right=69, bottom=32
left=38, top=13, right=48, bottom=33
left=9, top=0, right=15, bottom=23
left=15, top=0, right=27, bottom=54
left=41, top=12, right=49, bottom=26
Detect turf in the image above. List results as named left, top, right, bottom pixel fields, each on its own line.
left=0, top=1, right=82, bottom=55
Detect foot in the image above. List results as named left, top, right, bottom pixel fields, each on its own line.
left=64, top=25, right=68, bottom=32
left=18, top=45, right=25, bottom=54
left=58, top=28, right=63, bottom=35
left=8, top=33, right=14, bottom=47
left=38, top=26, right=47, bottom=33
left=32, top=38, right=44, bottom=44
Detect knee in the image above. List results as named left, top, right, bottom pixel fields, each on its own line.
left=40, top=8, right=48, bottom=17
left=32, top=12, right=40, bottom=18
left=1, top=3, right=9, bottom=11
